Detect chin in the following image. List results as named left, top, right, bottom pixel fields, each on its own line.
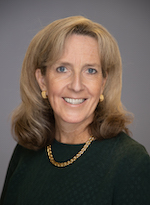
left=63, top=118, right=83, bottom=124
left=62, top=114, right=92, bottom=125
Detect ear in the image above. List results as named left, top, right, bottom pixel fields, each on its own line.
left=35, top=69, right=47, bottom=91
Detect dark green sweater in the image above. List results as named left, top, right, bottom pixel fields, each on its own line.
left=1, top=132, right=150, bottom=205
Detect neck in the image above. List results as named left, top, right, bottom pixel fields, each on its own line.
left=54, top=120, right=92, bottom=144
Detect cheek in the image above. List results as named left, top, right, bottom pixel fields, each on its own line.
left=90, top=80, right=104, bottom=97
left=47, top=85, right=57, bottom=98
left=46, top=81, right=63, bottom=101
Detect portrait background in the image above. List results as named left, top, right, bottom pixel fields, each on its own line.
left=0, top=0, right=150, bottom=194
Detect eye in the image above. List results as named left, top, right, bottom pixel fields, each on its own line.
left=87, top=68, right=97, bottom=74
left=56, top=66, right=67, bottom=73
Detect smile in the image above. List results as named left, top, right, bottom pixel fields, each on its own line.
left=63, top=98, right=86, bottom=105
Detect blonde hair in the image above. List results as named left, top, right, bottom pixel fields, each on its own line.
left=11, top=16, right=133, bottom=150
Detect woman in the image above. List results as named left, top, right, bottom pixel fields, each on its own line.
left=1, top=16, right=150, bottom=204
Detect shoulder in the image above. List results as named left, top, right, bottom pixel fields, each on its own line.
left=111, top=132, right=150, bottom=164
left=108, top=132, right=150, bottom=167
left=6, top=144, right=33, bottom=173
left=3, top=144, right=44, bottom=186
left=94, top=132, right=149, bottom=155
left=92, top=132, right=150, bottom=172
left=99, top=132, right=149, bottom=158
left=102, top=133, right=150, bottom=188
left=11, top=144, right=34, bottom=160
left=107, top=133, right=150, bottom=204
left=7, top=144, right=44, bottom=174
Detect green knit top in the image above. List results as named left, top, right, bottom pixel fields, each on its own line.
left=1, top=132, right=150, bottom=205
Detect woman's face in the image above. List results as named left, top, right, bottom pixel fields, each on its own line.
left=36, top=34, right=106, bottom=126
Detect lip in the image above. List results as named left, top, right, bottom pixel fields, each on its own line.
left=63, top=97, right=87, bottom=105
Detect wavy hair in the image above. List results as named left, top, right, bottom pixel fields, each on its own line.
left=11, top=16, right=133, bottom=150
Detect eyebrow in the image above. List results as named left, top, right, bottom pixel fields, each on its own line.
left=54, top=61, right=101, bottom=68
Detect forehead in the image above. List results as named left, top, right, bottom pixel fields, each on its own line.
left=60, top=34, right=100, bottom=63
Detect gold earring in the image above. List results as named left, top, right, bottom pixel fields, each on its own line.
left=100, top=94, right=104, bottom=102
left=41, top=91, right=47, bottom=99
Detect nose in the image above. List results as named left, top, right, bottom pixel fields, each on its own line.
left=68, top=73, right=84, bottom=92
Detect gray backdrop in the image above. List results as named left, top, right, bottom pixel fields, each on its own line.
left=0, top=0, right=150, bottom=194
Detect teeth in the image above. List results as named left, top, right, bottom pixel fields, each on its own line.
left=64, top=98, right=85, bottom=105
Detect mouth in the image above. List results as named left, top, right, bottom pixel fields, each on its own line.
left=63, top=98, right=86, bottom=105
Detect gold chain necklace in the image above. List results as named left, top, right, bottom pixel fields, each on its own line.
left=47, top=136, right=95, bottom=168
